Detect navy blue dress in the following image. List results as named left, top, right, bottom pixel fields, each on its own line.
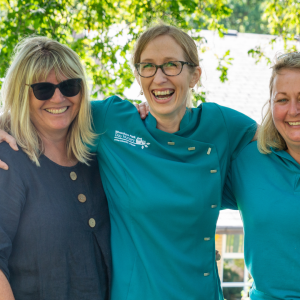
left=0, top=143, right=111, bottom=300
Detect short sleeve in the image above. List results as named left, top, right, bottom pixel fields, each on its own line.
left=219, top=106, right=257, bottom=161
left=221, top=167, right=238, bottom=210
left=0, top=146, right=26, bottom=279
left=89, top=97, right=119, bottom=152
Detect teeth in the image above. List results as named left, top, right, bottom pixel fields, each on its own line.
left=288, top=122, right=300, bottom=125
left=153, top=90, right=174, bottom=96
left=45, top=107, right=68, bottom=114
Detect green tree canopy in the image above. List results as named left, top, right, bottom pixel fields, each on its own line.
left=0, top=0, right=231, bottom=99
left=0, top=0, right=299, bottom=101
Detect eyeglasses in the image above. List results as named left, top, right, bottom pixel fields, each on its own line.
left=26, top=78, right=82, bottom=101
left=135, top=61, right=196, bottom=78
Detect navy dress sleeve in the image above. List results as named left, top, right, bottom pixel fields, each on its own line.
left=0, top=145, right=26, bottom=279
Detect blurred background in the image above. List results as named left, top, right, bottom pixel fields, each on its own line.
left=0, top=1, right=299, bottom=299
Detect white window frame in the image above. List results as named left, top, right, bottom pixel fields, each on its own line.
left=220, top=234, right=252, bottom=294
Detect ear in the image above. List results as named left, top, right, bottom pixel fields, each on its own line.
left=134, top=70, right=141, bottom=87
left=189, top=66, right=202, bottom=88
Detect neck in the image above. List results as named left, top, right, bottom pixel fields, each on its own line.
left=286, top=145, right=300, bottom=165
left=39, top=130, right=77, bottom=167
left=153, top=108, right=186, bottom=134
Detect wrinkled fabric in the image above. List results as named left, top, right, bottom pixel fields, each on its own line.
left=90, top=96, right=256, bottom=300
left=0, top=143, right=111, bottom=300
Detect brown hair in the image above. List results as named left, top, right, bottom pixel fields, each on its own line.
left=258, top=52, right=300, bottom=153
left=132, top=23, right=200, bottom=107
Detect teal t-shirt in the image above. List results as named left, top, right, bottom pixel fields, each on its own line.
left=222, top=141, right=300, bottom=300
left=91, top=96, right=256, bottom=300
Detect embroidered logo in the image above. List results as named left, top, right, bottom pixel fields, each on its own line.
left=114, top=131, right=150, bottom=149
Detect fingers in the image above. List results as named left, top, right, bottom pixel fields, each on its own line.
left=0, top=130, right=18, bottom=151
left=133, top=103, right=140, bottom=113
left=0, top=159, right=8, bottom=170
left=138, top=102, right=149, bottom=119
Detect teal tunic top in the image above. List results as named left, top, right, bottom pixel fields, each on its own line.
left=91, top=96, right=256, bottom=300
left=222, top=141, right=300, bottom=300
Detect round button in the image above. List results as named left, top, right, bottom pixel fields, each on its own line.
left=78, top=194, right=86, bottom=203
left=89, top=218, right=96, bottom=228
left=70, top=172, right=77, bottom=181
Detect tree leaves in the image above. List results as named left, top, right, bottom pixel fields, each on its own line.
left=0, top=0, right=232, bottom=100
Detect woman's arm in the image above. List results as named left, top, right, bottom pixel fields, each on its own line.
left=0, top=270, right=15, bottom=300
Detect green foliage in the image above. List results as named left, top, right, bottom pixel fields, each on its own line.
left=247, top=0, right=300, bottom=64
left=0, top=0, right=298, bottom=106
left=216, top=50, right=233, bottom=82
left=220, top=0, right=269, bottom=34
left=0, top=0, right=232, bottom=99
left=193, top=91, right=207, bottom=105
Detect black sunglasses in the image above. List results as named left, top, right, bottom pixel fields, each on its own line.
left=26, top=78, right=82, bottom=101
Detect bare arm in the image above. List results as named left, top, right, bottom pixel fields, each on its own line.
left=0, top=270, right=15, bottom=300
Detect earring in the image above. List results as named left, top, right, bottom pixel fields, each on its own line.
left=140, top=91, right=144, bottom=95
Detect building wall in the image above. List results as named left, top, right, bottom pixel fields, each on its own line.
left=215, top=234, right=223, bottom=274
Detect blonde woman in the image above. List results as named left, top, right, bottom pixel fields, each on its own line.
left=0, top=25, right=257, bottom=300
left=0, top=37, right=111, bottom=300
left=222, top=53, right=300, bottom=300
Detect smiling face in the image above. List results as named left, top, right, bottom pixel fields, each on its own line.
left=272, top=68, right=300, bottom=151
left=137, top=35, right=201, bottom=122
left=29, top=69, right=81, bottom=139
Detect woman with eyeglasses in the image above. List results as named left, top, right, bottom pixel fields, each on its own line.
left=0, top=25, right=257, bottom=300
left=0, top=37, right=112, bottom=300
left=222, top=53, right=300, bottom=300
left=88, top=24, right=256, bottom=300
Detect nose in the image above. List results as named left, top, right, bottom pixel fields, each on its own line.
left=49, top=87, right=65, bottom=103
left=288, top=98, right=300, bottom=117
left=153, top=68, right=168, bottom=84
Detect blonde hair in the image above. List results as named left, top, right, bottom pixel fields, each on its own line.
left=258, top=52, right=300, bottom=153
left=0, top=36, right=95, bottom=166
left=132, top=23, right=200, bottom=108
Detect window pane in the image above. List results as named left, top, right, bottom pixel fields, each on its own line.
left=223, top=259, right=244, bottom=282
left=225, top=234, right=244, bottom=253
left=223, top=287, right=243, bottom=300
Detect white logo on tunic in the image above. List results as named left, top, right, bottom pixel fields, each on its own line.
left=114, top=131, right=150, bottom=149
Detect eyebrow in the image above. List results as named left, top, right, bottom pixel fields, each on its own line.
left=274, top=92, right=300, bottom=97
left=274, top=92, right=288, bottom=96
left=140, top=57, right=180, bottom=63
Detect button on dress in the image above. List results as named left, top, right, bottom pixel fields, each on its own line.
left=0, top=143, right=111, bottom=300
left=90, top=96, right=256, bottom=300
left=222, top=141, right=300, bottom=300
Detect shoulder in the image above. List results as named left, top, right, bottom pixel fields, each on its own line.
left=232, top=141, right=269, bottom=167
left=0, top=143, right=30, bottom=167
left=91, top=96, right=134, bottom=113
left=91, top=96, right=135, bottom=134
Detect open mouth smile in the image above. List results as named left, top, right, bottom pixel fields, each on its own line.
left=152, top=89, right=175, bottom=100
left=45, top=107, right=69, bottom=114
left=287, top=121, right=300, bottom=126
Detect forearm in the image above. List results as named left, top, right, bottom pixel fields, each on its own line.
left=0, top=270, right=15, bottom=300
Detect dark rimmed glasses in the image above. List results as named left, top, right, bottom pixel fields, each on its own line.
left=135, top=61, right=197, bottom=78
left=26, top=78, right=82, bottom=101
